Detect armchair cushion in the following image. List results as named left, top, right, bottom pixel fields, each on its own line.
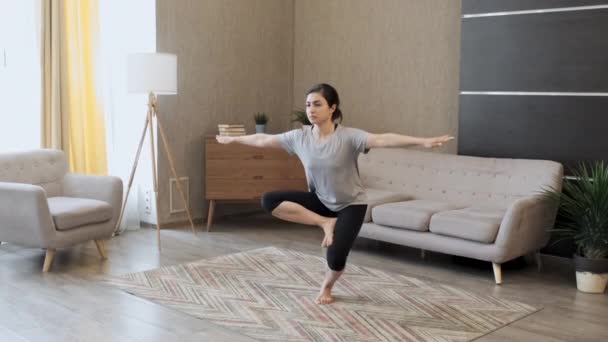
left=47, top=197, right=113, bottom=231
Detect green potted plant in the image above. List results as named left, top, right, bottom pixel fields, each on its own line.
left=291, top=109, right=311, bottom=126
left=254, top=112, right=268, bottom=133
left=543, top=161, right=608, bottom=293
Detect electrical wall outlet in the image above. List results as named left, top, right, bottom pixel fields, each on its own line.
left=169, top=177, right=189, bottom=214
left=143, top=189, right=152, bottom=214
left=138, top=186, right=156, bottom=224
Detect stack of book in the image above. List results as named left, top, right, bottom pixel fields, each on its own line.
left=218, top=124, right=246, bottom=136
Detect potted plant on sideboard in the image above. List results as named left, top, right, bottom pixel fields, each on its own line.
left=543, top=162, right=608, bottom=293
left=291, top=109, right=311, bottom=127
left=254, top=112, right=268, bottom=133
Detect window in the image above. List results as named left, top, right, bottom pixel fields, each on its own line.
left=0, top=0, right=41, bottom=151
left=99, top=0, right=156, bottom=228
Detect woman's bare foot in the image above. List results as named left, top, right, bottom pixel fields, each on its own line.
left=315, top=287, right=335, bottom=305
left=320, top=217, right=337, bottom=247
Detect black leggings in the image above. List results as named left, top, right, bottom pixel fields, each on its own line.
left=261, top=190, right=367, bottom=272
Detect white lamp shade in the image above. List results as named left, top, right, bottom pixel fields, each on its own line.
left=127, top=53, right=177, bottom=94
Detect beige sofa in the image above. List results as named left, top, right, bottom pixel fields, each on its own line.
left=358, top=149, right=563, bottom=284
left=0, top=149, right=123, bottom=272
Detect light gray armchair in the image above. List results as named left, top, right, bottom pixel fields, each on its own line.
left=0, top=149, right=123, bottom=272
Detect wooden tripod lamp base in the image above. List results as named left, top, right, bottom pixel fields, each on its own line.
left=116, top=53, right=196, bottom=250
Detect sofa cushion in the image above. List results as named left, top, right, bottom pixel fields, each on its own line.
left=363, top=188, right=412, bottom=222
left=47, top=197, right=113, bottom=231
left=429, top=207, right=505, bottom=243
left=372, top=200, right=463, bottom=231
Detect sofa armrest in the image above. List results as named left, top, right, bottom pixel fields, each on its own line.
left=0, top=182, right=56, bottom=247
left=494, top=195, right=558, bottom=258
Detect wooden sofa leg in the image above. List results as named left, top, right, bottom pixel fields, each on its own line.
left=42, top=249, right=56, bottom=272
left=94, top=240, right=108, bottom=260
left=420, top=249, right=426, bottom=259
left=492, top=263, right=502, bottom=285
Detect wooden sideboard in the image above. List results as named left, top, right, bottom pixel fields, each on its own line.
left=204, top=136, right=307, bottom=231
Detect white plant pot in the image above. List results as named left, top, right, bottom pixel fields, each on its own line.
left=575, top=271, right=608, bottom=293
left=255, top=124, right=266, bottom=133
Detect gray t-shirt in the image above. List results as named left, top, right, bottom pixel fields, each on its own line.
left=278, top=125, right=369, bottom=211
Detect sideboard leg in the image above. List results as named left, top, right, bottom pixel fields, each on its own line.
left=206, top=200, right=216, bottom=232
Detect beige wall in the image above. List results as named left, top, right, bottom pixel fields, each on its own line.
left=294, top=0, right=461, bottom=151
left=155, top=0, right=294, bottom=224
left=154, top=0, right=461, bottom=225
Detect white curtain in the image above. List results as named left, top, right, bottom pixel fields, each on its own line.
left=0, top=0, right=41, bottom=152
left=98, top=0, right=156, bottom=233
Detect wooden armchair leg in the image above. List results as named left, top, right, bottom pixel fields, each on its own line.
left=94, top=240, right=107, bottom=260
left=492, top=263, right=502, bottom=285
left=42, top=249, right=56, bottom=272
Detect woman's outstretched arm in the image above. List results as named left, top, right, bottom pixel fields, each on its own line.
left=366, top=133, right=454, bottom=149
left=216, top=133, right=283, bottom=148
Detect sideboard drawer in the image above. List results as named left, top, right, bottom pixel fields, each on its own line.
left=206, top=179, right=308, bottom=200
left=205, top=159, right=305, bottom=180
left=206, top=138, right=290, bottom=160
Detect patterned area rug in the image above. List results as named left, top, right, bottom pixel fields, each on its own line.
left=105, top=247, right=539, bottom=341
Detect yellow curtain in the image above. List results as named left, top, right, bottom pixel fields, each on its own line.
left=41, top=0, right=69, bottom=152
left=41, top=0, right=107, bottom=175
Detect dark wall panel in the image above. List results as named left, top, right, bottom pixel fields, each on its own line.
left=458, top=95, right=608, bottom=170
left=460, top=9, right=608, bottom=91
left=463, top=0, right=608, bottom=14
left=460, top=3, right=608, bottom=258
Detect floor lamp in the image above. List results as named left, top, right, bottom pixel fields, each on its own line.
left=114, top=53, right=196, bottom=250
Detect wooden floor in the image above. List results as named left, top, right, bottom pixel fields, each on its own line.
left=1, top=214, right=606, bottom=342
